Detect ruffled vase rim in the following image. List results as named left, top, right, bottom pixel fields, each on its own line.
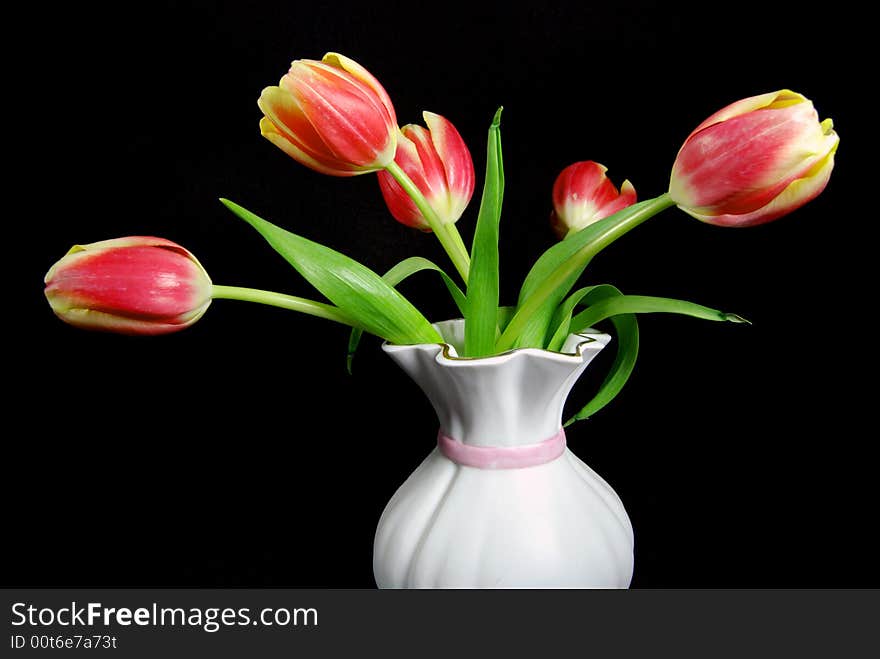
left=382, top=318, right=611, bottom=368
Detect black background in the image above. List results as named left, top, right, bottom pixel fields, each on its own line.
left=7, top=0, right=874, bottom=588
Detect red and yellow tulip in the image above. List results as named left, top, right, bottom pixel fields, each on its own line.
left=669, top=89, right=838, bottom=227
left=377, top=112, right=475, bottom=231
left=44, top=237, right=212, bottom=335
left=550, top=161, right=637, bottom=239
left=258, top=53, right=398, bottom=176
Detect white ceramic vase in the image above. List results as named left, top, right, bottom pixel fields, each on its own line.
left=373, top=319, right=634, bottom=588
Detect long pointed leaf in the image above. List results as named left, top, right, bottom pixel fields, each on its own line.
left=496, top=305, right=516, bottom=334
left=220, top=199, right=441, bottom=346
left=562, top=285, right=638, bottom=425
left=507, top=201, right=656, bottom=349
left=347, top=257, right=467, bottom=372
left=497, top=195, right=673, bottom=352
left=570, top=295, right=748, bottom=332
left=518, top=200, right=655, bottom=305
left=464, top=107, right=504, bottom=357
left=565, top=311, right=639, bottom=426
left=562, top=291, right=746, bottom=424
left=546, top=284, right=606, bottom=351
left=380, top=257, right=467, bottom=313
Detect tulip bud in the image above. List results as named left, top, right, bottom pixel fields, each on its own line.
left=44, top=237, right=213, bottom=335
left=376, top=112, right=475, bottom=230
left=258, top=52, right=398, bottom=176
left=550, top=161, right=637, bottom=239
left=669, top=89, right=839, bottom=227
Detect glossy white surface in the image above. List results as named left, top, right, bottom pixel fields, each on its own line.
left=374, top=319, right=634, bottom=588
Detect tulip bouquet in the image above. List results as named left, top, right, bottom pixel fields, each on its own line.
left=44, top=53, right=838, bottom=424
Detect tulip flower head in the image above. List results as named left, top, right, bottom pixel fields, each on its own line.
left=377, top=112, right=475, bottom=231
left=669, top=89, right=839, bottom=227
left=550, top=161, right=637, bottom=239
left=44, top=237, right=213, bottom=335
left=258, top=52, right=398, bottom=176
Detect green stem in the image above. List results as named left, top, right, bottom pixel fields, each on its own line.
left=495, top=193, right=676, bottom=352
left=385, top=161, right=471, bottom=284
left=211, top=285, right=358, bottom=327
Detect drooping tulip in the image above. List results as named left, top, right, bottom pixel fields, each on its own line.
left=258, top=52, right=398, bottom=176
left=377, top=112, right=475, bottom=230
left=44, top=237, right=213, bottom=335
left=669, top=89, right=838, bottom=227
left=550, top=161, right=637, bottom=239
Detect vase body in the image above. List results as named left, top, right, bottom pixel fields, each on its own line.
left=374, top=319, right=634, bottom=588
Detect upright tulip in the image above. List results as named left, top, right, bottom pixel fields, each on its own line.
left=258, top=52, right=398, bottom=176
left=44, top=237, right=213, bottom=335
left=377, top=112, right=475, bottom=231
left=669, top=89, right=838, bottom=227
left=550, top=161, right=637, bottom=239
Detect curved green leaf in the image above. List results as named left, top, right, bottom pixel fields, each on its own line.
left=497, top=195, right=674, bottom=352
left=496, top=305, right=516, bottom=333
left=220, top=199, right=441, bottom=346
left=565, top=311, right=639, bottom=426
left=563, top=291, right=746, bottom=425
left=517, top=201, right=655, bottom=305
left=547, top=284, right=610, bottom=352
left=346, top=257, right=467, bottom=372
left=570, top=295, right=748, bottom=333
left=563, top=285, right=638, bottom=426
left=381, top=257, right=467, bottom=313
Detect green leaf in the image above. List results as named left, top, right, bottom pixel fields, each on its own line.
left=546, top=285, right=606, bottom=352
left=565, top=313, right=639, bottom=426
left=562, top=291, right=747, bottom=425
left=497, top=305, right=516, bottom=334
left=381, top=257, right=468, bottom=314
left=508, top=200, right=654, bottom=350
left=346, top=257, right=467, bottom=373
left=517, top=201, right=655, bottom=306
left=496, top=195, right=674, bottom=352
left=464, top=107, right=505, bottom=357
left=220, top=199, right=441, bottom=346
left=347, top=327, right=364, bottom=375
left=562, top=285, right=638, bottom=425
left=570, top=295, right=749, bottom=332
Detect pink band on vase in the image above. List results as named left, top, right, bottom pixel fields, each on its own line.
left=437, top=429, right=566, bottom=470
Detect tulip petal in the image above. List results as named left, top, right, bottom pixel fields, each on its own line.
left=258, top=86, right=338, bottom=162
left=45, top=236, right=211, bottom=286
left=402, top=123, right=447, bottom=202
left=687, top=89, right=805, bottom=137
left=323, top=52, right=397, bottom=126
left=56, top=303, right=211, bottom=336
left=550, top=162, right=636, bottom=237
left=291, top=60, right=396, bottom=146
left=260, top=117, right=361, bottom=176
left=680, top=142, right=837, bottom=227
left=596, top=179, right=638, bottom=218
left=259, top=87, right=370, bottom=175
left=64, top=236, right=186, bottom=254
left=553, top=161, right=615, bottom=213
left=71, top=236, right=212, bottom=275
left=424, top=111, right=475, bottom=222
left=286, top=66, right=395, bottom=168
left=377, top=132, right=430, bottom=229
